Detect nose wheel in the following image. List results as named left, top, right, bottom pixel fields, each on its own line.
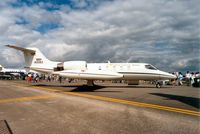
left=156, top=81, right=162, bottom=88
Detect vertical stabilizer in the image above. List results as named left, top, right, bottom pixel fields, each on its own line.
left=0, top=65, right=4, bottom=71
left=6, top=45, right=57, bottom=73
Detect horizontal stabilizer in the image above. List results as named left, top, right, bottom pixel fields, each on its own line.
left=6, top=45, right=35, bottom=55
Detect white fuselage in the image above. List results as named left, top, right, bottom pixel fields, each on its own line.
left=0, top=68, right=26, bottom=73
left=48, top=62, right=175, bottom=80
left=87, top=63, right=174, bottom=80
left=0, top=66, right=26, bottom=77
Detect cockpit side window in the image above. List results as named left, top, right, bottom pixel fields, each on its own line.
left=145, top=65, right=157, bottom=70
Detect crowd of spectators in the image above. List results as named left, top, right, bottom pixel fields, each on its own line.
left=172, top=71, right=200, bottom=87
left=26, top=73, right=66, bottom=83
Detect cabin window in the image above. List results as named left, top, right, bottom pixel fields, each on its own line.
left=145, top=65, right=157, bottom=70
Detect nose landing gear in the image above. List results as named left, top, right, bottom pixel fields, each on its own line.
left=156, top=81, right=162, bottom=88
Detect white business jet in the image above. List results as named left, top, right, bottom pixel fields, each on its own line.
left=0, top=64, right=26, bottom=75
left=0, top=64, right=26, bottom=80
left=6, top=45, right=176, bottom=87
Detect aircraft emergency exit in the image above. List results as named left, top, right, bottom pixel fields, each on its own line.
left=6, top=45, right=176, bottom=87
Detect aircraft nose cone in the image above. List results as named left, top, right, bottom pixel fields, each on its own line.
left=159, top=71, right=177, bottom=80
left=168, top=74, right=177, bottom=79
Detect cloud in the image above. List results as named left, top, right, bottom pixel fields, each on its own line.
left=0, top=0, right=199, bottom=72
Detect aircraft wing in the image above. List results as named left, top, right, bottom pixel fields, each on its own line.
left=53, top=70, right=123, bottom=80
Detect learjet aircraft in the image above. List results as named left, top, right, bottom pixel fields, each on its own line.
left=6, top=45, right=176, bottom=87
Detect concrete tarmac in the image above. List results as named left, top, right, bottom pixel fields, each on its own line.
left=0, top=80, right=199, bottom=134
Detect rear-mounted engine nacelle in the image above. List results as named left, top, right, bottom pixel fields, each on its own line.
left=54, top=61, right=87, bottom=71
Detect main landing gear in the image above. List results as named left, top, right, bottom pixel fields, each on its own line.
left=87, top=80, right=94, bottom=86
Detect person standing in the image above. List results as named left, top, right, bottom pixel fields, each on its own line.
left=178, top=72, right=183, bottom=85
left=59, top=76, right=62, bottom=83
left=185, top=71, right=192, bottom=86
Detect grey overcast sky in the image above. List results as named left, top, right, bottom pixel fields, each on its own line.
left=0, top=0, right=199, bottom=72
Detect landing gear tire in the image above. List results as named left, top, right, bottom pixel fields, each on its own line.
left=156, top=81, right=162, bottom=88
left=156, top=83, right=161, bottom=88
left=87, top=80, right=94, bottom=86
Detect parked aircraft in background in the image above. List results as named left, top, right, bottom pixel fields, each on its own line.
left=0, top=64, right=26, bottom=73
left=0, top=64, right=26, bottom=79
left=6, top=45, right=176, bottom=87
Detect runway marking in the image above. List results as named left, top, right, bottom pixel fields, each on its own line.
left=31, top=86, right=200, bottom=117
left=32, top=86, right=60, bottom=92
left=0, top=95, right=54, bottom=104
left=65, top=92, right=200, bottom=116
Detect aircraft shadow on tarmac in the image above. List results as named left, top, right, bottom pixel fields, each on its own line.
left=33, top=84, right=122, bottom=92
left=150, top=93, right=200, bottom=109
left=33, top=83, right=173, bottom=93
left=99, top=85, right=173, bottom=88
left=70, top=85, right=122, bottom=92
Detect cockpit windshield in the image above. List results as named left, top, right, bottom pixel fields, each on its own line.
left=145, top=64, right=157, bottom=70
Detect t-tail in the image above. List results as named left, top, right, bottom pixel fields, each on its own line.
left=0, top=65, right=4, bottom=71
left=6, top=45, right=58, bottom=73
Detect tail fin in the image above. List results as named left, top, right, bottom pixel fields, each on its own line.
left=6, top=45, right=57, bottom=72
left=0, top=64, right=4, bottom=71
